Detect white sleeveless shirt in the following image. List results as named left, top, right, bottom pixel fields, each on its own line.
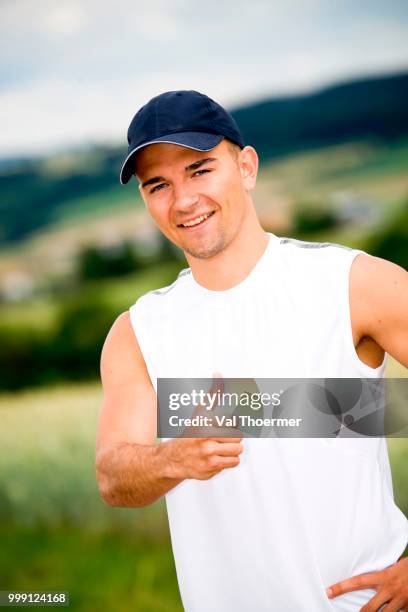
left=129, top=232, right=408, bottom=612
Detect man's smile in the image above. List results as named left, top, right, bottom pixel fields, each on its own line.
left=177, top=210, right=216, bottom=230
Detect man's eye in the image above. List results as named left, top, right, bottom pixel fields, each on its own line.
left=193, top=169, right=211, bottom=177
left=150, top=183, right=167, bottom=194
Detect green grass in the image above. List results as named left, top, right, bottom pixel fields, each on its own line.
left=0, top=381, right=183, bottom=611
left=50, top=186, right=142, bottom=228
left=0, top=526, right=182, bottom=612
left=0, top=299, right=57, bottom=330
left=388, top=438, right=408, bottom=521
left=0, top=381, right=162, bottom=530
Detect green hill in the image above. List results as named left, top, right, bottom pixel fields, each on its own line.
left=0, top=71, right=407, bottom=246
left=231, top=71, right=408, bottom=159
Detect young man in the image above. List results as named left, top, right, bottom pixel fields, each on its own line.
left=96, top=90, right=408, bottom=611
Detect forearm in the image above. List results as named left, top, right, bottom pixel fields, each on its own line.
left=96, top=440, right=183, bottom=508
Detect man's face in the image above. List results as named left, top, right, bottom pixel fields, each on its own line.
left=134, top=139, right=255, bottom=259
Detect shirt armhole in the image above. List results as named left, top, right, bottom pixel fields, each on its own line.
left=345, top=249, right=388, bottom=377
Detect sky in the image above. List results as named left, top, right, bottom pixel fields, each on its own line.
left=1, top=0, right=407, bottom=159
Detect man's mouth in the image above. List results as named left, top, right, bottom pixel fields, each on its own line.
left=177, top=210, right=216, bottom=230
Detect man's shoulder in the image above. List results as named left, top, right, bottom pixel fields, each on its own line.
left=276, top=235, right=363, bottom=276
left=349, top=251, right=405, bottom=308
left=131, top=267, right=192, bottom=311
left=278, top=235, right=356, bottom=256
left=144, top=267, right=192, bottom=298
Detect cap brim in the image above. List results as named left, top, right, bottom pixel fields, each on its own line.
left=119, top=132, right=224, bottom=185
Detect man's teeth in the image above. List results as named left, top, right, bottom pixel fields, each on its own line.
left=182, top=212, right=213, bottom=227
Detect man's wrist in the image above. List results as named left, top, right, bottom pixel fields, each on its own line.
left=155, top=439, right=183, bottom=481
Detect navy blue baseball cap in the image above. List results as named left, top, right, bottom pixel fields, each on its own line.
left=119, top=90, right=245, bottom=185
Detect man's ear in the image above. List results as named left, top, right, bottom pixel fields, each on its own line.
left=238, top=146, right=258, bottom=191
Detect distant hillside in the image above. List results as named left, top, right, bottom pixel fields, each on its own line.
left=0, top=71, right=407, bottom=246
left=231, top=72, right=408, bottom=159
left=0, top=147, right=126, bottom=245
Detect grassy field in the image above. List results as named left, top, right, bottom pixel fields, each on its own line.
left=0, top=382, right=183, bottom=611
left=0, top=527, right=181, bottom=612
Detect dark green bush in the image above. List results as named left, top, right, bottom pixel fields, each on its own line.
left=77, top=241, right=141, bottom=281
left=50, top=292, right=116, bottom=381
left=363, top=201, right=408, bottom=269
left=0, top=326, right=47, bottom=390
left=292, top=203, right=339, bottom=235
left=0, top=294, right=117, bottom=391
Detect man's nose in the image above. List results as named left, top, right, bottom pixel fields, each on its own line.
left=172, top=181, right=199, bottom=211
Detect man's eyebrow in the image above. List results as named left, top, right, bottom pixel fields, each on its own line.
left=140, top=157, right=218, bottom=189
left=141, top=175, right=166, bottom=189
left=185, top=157, right=217, bottom=171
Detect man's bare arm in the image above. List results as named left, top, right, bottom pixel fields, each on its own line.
left=350, top=254, right=408, bottom=368
left=96, top=311, right=180, bottom=507
left=96, top=311, right=243, bottom=508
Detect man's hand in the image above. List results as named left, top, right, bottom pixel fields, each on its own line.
left=326, top=556, right=408, bottom=611
left=162, top=372, right=244, bottom=481
left=162, top=434, right=244, bottom=481
left=182, top=371, right=243, bottom=439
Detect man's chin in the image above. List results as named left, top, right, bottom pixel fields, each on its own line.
left=181, top=235, right=226, bottom=260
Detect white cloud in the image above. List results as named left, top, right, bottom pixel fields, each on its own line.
left=41, top=3, right=87, bottom=38
left=0, top=0, right=407, bottom=157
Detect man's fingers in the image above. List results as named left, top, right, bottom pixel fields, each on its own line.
left=208, top=454, right=241, bottom=471
left=220, top=456, right=241, bottom=469
left=208, top=436, right=243, bottom=443
left=360, top=589, right=392, bottom=612
left=210, top=371, right=224, bottom=392
left=205, top=441, right=243, bottom=457
left=191, top=372, right=224, bottom=417
left=327, top=571, right=383, bottom=598
left=181, top=426, right=243, bottom=440
left=187, top=374, right=246, bottom=439
left=205, top=426, right=243, bottom=438
left=205, top=371, right=225, bottom=409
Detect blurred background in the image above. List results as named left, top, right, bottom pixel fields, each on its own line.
left=0, top=1, right=407, bottom=610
